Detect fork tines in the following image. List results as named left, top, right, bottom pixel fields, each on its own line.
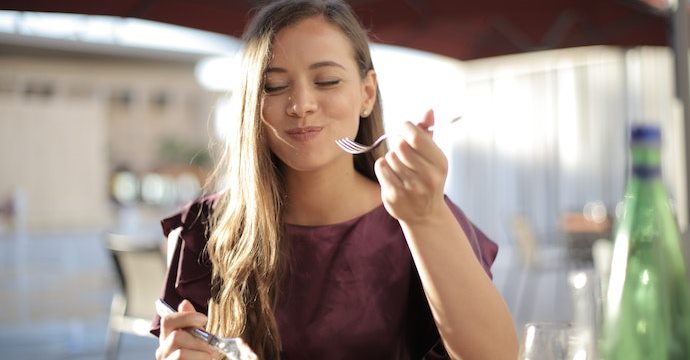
left=335, top=138, right=369, bottom=154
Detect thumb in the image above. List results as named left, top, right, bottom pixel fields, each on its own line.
left=178, top=299, right=197, bottom=313
left=419, top=109, right=435, bottom=132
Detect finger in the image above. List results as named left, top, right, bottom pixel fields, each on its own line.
left=374, top=157, right=403, bottom=191
left=159, top=347, right=213, bottom=360
left=388, top=149, right=436, bottom=195
left=417, top=108, right=435, bottom=132
left=385, top=149, right=416, bottom=178
left=399, top=121, right=447, bottom=167
left=162, top=329, right=215, bottom=356
left=389, top=137, right=431, bottom=174
left=160, top=303, right=207, bottom=342
left=385, top=150, right=425, bottom=193
left=396, top=142, right=447, bottom=191
left=156, top=341, right=212, bottom=360
left=161, top=315, right=208, bottom=343
left=157, top=299, right=213, bottom=359
left=178, top=299, right=197, bottom=313
left=160, top=311, right=207, bottom=339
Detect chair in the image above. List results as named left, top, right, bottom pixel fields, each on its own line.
left=105, top=233, right=166, bottom=360
left=505, top=214, right=571, bottom=327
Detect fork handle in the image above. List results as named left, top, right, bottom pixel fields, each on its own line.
left=424, top=115, right=462, bottom=132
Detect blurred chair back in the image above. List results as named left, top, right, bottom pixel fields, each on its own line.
left=105, top=233, right=166, bottom=360
left=512, top=214, right=537, bottom=267
left=508, top=214, right=570, bottom=327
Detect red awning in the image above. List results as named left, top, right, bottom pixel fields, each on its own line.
left=0, top=0, right=670, bottom=60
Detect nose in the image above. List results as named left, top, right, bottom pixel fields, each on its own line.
left=286, top=84, right=317, bottom=117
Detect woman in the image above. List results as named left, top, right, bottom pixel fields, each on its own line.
left=152, top=0, right=518, bottom=359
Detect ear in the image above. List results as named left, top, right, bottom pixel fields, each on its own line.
left=360, top=69, right=377, bottom=116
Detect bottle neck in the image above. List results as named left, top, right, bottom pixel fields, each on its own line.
left=631, top=143, right=661, bottom=179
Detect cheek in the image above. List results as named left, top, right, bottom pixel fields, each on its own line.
left=261, top=97, right=281, bottom=125
left=258, top=98, right=283, bottom=152
left=261, top=117, right=283, bottom=152
left=321, top=91, right=359, bottom=119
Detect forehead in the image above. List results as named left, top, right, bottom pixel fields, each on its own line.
left=269, top=16, right=356, bottom=67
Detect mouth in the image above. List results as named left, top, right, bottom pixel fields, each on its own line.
left=285, top=126, right=323, bottom=142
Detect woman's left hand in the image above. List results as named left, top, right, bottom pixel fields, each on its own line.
left=374, top=109, right=448, bottom=225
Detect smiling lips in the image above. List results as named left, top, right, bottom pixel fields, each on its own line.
left=285, top=126, right=323, bottom=142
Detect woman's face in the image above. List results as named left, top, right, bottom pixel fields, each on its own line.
left=260, top=16, right=377, bottom=173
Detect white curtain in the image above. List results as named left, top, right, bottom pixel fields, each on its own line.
left=442, top=45, right=683, bottom=256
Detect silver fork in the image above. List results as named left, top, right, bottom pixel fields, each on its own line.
left=335, top=115, right=462, bottom=154
left=155, top=299, right=257, bottom=360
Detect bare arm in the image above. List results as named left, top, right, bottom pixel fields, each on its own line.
left=399, top=205, right=517, bottom=360
left=374, top=110, right=518, bottom=360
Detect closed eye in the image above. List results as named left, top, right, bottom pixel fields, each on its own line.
left=315, top=79, right=341, bottom=87
left=264, top=84, right=288, bottom=94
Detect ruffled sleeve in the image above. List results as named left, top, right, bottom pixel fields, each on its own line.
left=445, top=196, right=498, bottom=278
left=149, top=194, right=219, bottom=337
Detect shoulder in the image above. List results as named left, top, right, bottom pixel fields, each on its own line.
left=150, top=194, right=220, bottom=335
left=161, top=192, right=220, bottom=236
left=158, top=193, right=221, bottom=313
left=161, top=192, right=221, bottom=253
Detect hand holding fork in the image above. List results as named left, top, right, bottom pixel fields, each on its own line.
left=155, top=299, right=257, bottom=360
left=372, top=109, right=454, bottom=224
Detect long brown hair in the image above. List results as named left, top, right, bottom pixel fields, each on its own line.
left=205, top=1, right=386, bottom=358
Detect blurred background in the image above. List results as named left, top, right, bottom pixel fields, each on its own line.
left=1, top=0, right=689, bottom=359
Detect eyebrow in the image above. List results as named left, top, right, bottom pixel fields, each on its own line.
left=265, top=61, right=346, bottom=74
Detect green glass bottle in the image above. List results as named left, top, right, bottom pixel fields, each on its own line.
left=600, top=125, right=690, bottom=360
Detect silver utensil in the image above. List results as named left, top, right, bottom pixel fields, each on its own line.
left=335, top=115, right=462, bottom=154
left=155, top=299, right=257, bottom=360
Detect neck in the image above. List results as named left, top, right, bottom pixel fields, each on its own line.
left=283, top=158, right=381, bottom=225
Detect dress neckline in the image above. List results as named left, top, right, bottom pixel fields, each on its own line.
left=285, top=202, right=386, bottom=230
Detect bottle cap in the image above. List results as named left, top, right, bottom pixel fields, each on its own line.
left=631, top=125, right=661, bottom=143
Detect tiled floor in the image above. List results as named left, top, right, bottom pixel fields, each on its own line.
left=0, top=227, right=580, bottom=359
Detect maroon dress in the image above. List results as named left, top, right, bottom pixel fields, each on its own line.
left=150, top=194, right=498, bottom=359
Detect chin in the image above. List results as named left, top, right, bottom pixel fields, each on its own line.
left=281, top=154, right=337, bottom=173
